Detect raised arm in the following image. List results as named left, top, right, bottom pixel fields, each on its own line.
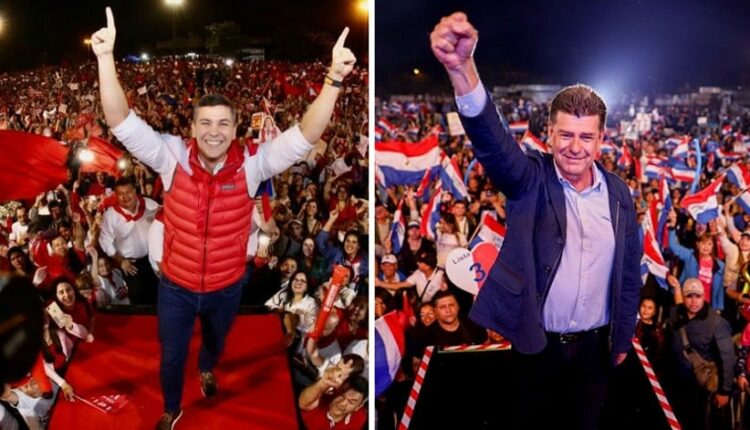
left=430, top=12, right=536, bottom=199
left=298, top=28, right=356, bottom=144
left=429, top=12, right=480, bottom=96
left=91, top=7, right=129, bottom=128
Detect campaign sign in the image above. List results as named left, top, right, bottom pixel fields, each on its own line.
left=445, top=243, right=499, bottom=295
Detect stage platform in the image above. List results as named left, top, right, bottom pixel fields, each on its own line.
left=48, top=313, right=299, bottom=430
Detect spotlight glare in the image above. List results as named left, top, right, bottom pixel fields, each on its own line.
left=78, top=149, right=94, bottom=163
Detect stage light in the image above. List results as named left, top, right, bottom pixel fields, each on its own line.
left=357, top=0, right=368, bottom=15
left=413, top=68, right=421, bottom=75
left=78, top=149, right=94, bottom=163
left=141, top=53, right=150, bottom=61
left=225, top=58, right=234, bottom=67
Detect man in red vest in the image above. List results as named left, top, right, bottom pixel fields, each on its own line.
left=91, top=7, right=356, bottom=429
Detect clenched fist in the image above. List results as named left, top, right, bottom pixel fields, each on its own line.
left=91, top=7, right=116, bottom=58
left=430, top=12, right=478, bottom=72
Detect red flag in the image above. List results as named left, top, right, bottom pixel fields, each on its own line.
left=0, top=131, right=70, bottom=200
left=401, top=290, right=414, bottom=323
left=80, top=136, right=124, bottom=176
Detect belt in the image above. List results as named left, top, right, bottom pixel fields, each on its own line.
left=546, top=326, right=609, bottom=345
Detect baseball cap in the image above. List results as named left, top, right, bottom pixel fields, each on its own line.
left=407, top=220, right=420, bottom=229
left=382, top=254, right=398, bottom=265
left=682, top=278, right=704, bottom=297
left=416, top=251, right=437, bottom=268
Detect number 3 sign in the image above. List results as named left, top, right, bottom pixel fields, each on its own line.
left=445, top=243, right=499, bottom=296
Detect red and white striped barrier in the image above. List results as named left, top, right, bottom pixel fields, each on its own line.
left=443, top=342, right=512, bottom=352
left=398, top=346, right=434, bottom=430
left=632, top=337, right=681, bottom=430
left=398, top=343, right=509, bottom=429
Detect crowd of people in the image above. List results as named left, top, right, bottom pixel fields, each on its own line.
left=0, top=52, right=369, bottom=430
left=374, top=89, right=750, bottom=430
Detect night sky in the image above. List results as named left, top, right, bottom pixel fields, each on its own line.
left=0, top=0, right=369, bottom=71
left=376, top=0, right=750, bottom=94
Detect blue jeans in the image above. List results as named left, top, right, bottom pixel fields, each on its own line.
left=158, top=274, right=245, bottom=413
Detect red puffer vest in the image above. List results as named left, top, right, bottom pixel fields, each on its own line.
left=161, top=140, right=253, bottom=292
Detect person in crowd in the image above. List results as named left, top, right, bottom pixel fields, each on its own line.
left=98, top=176, right=159, bottom=304
left=666, top=278, right=735, bottom=430
left=299, top=370, right=368, bottom=430
left=265, top=270, right=319, bottom=346
left=316, top=214, right=368, bottom=291
left=668, top=210, right=725, bottom=311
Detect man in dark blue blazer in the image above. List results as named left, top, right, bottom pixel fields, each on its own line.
left=430, top=12, right=642, bottom=430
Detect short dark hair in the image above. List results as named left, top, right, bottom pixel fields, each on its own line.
left=193, top=94, right=236, bottom=123
left=416, top=251, right=437, bottom=268
left=340, top=375, right=368, bottom=402
left=340, top=354, right=366, bottom=376
left=549, top=84, right=607, bottom=131
left=431, top=290, right=456, bottom=306
left=114, top=176, right=136, bottom=189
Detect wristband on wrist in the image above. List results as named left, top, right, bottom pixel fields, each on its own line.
left=324, top=75, right=343, bottom=88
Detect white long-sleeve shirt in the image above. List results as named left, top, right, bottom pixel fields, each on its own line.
left=99, top=197, right=160, bottom=259
left=110, top=110, right=312, bottom=256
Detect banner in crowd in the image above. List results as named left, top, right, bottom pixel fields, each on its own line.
left=446, top=112, right=465, bottom=136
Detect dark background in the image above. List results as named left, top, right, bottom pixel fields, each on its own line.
left=0, top=0, right=369, bottom=71
left=376, top=0, right=750, bottom=94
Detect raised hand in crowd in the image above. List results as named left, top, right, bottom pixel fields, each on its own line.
left=323, top=208, right=340, bottom=232
left=320, top=359, right=356, bottom=390
left=667, top=208, right=677, bottom=228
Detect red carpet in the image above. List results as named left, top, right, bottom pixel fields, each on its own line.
left=49, top=313, right=299, bottom=430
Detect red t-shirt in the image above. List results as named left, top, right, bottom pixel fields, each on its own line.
left=698, top=257, right=713, bottom=303
left=301, top=400, right=367, bottom=430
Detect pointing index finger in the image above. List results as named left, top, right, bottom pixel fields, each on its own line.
left=335, top=27, right=349, bottom=49
left=106, top=7, right=115, bottom=31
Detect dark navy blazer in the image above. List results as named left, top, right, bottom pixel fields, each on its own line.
left=461, top=95, right=642, bottom=356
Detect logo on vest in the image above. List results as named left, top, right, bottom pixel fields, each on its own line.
left=221, top=184, right=236, bottom=191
